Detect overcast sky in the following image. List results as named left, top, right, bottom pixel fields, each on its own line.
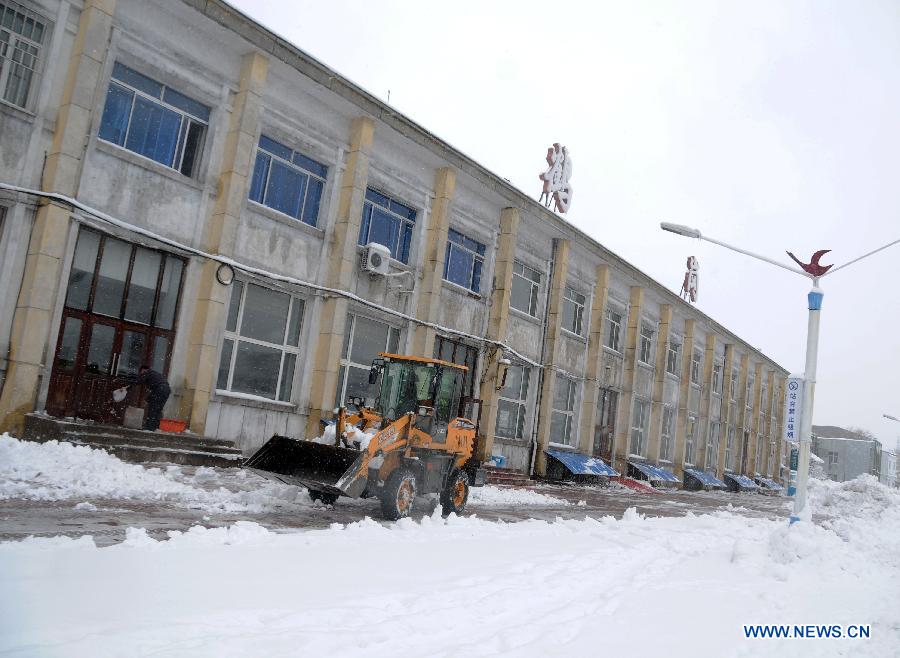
left=230, top=0, right=900, bottom=446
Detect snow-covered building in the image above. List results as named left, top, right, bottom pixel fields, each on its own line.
left=0, top=0, right=789, bottom=482
left=811, top=434, right=882, bottom=483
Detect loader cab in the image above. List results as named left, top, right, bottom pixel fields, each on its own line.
left=372, top=355, right=466, bottom=442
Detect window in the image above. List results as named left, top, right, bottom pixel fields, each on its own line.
left=712, top=363, right=722, bottom=394
left=730, top=371, right=738, bottom=401
left=690, top=352, right=702, bottom=385
left=562, top=287, right=586, bottom=336
left=99, top=62, right=209, bottom=176
left=629, top=398, right=649, bottom=456
left=358, top=188, right=416, bottom=264
left=0, top=1, right=45, bottom=109
left=434, top=336, right=479, bottom=419
left=660, top=406, right=674, bottom=461
left=248, top=135, right=327, bottom=227
left=510, top=260, right=541, bottom=317
left=495, top=363, right=530, bottom=440
left=746, top=376, right=755, bottom=408
left=828, top=451, right=839, bottom=467
left=336, top=314, right=401, bottom=407
left=685, top=415, right=697, bottom=465
left=443, top=228, right=485, bottom=292
left=725, top=425, right=736, bottom=470
left=592, top=388, right=618, bottom=459
left=706, top=421, right=720, bottom=468
left=755, top=434, right=763, bottom=473
left=638, top=326, right=654, bottom=365
left=604, top=309, right=622, bottom=351
left=217, top=282, right=304, bottom=402
left=549, top=375, right=577, bottom=446
left=666, top=342, right=680, bottom=375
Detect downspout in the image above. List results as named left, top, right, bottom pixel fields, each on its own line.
left=528, top=241, right=558, bottom=477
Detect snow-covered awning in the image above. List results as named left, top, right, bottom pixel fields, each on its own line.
left=628, top=461, right=680, bottom=483
left=545, top=450, right=618, bottom=477
left=755, top=477, right=783, bottom=491
left=723, top=473, right=758, bottom=492
left=683, top=468, right=727, bottom=489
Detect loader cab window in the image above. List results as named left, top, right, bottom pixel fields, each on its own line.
left=379, top=362, right=435, bottom=420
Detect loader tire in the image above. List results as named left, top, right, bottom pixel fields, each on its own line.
left=308, top=489, right=339, bottom=505
left=440, top=470, right=469, bottom=516
left=381, top=468, right=417, bottom=520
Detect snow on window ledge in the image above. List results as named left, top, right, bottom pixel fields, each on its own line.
left=215, top=389, right=296, bottom=410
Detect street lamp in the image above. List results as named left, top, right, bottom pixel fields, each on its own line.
left=884, top=414, right=899, bottom=423
left=661, top=222, right=899, bottom=523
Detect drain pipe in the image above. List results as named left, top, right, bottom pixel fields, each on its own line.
left=528, top=240, right=558, bottom=477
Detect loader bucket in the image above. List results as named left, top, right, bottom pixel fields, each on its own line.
left=243, top=435, right=362, bottom=498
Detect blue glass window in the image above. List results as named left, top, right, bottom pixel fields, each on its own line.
left=248, top=135, right=328, bottom=227
left=358, top=188, right=417, bottom=263
left=443, top=228, right=485, bottom=292
left=98, top=62, right=209, bottom=176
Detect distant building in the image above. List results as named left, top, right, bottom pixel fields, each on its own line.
left=880, top=447, right=897, bottom=488
left=811, top=427, right=882, bottom=482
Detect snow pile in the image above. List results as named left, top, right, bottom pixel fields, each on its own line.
left=0, top=435, right=313, bottom=513
left=468, top=484, right=569, bottom=506
left=309, top=423, right=378, bottom=449
left=2, top=490, right=898, bottom=657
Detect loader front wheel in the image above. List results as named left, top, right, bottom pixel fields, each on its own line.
left=440, top=470, right=469, bottom=516
left=381, top=468, right=417, bottom=520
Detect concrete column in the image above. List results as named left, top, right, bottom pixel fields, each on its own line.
left=696, top=333, right=717, bottom=470
left=0, top=0, right=117, bottom=434
left=672, top=319, right=695, bottom=479
left=645, top=304, right=672, bottom=463
left=476, top=207, right=520, bottom=461
left=613, top=286, right=644, bottom=474
left=745, top=362, right=764, bottom=475
left=760, top=369, right=776, bottom=476
left=735, top=353, right=751, bottom=474
left=410, top=167, right=456, bottom=356
left=180, top=51, right=269, bottom=434
left=716, top=344, right=735, bottom=474
left=773, top=374, right=787, bottom=483
left=305, top=116, right=375, bottom=438
left=533, top=238, right=570, bottom=476
left=577, top=264, right=610, bottom=456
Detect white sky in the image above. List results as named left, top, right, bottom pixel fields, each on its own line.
left=229, top=0, right=900, bottom=445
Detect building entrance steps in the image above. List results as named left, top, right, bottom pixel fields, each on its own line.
left=612, top=476, right=663, bottom=494
left=21, top=413, right=244, bottom=468
left=484, top=466, right=531, bottom=486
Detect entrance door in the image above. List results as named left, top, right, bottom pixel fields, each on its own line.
left=47, top=229, right=183, bottom=422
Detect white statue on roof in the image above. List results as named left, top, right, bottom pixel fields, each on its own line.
left=538, top=143, right=573, bottom=213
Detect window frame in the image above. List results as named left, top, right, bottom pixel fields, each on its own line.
left=638, top=325, right=654, bottom=365
left=685, top=415, right=697, bottom=465
left=660, top=405, right=675, bottom=461
left=549, top=374, right=578, bottom=446
left=248, top=134, right=328, bottom=227
left=604, top=308, right=622, bottom=351
left=336, top=313, right=402, bottom=408
left=562, top=286, right=586, bottom=336
left=510, top=260, right=542, bottom=317
left=443, top=228, right=486, bottom=293
left=665, top=341, right=680, bottom=376
left=629, top=398, right=650, bottom=456
left=712, top=362, right=722, bottom=395
left=358, top=187, right=417, bottom=264
left=725, top=425, right=736, bottom=470
left=217, top=280, right=305, bottom=403
left=706, top=421, right=720, bottom=468
left=98, top=62, right=210, bottom=177
left=0, top=1, right=47, bottom=110
left=494, top=361, right=530, bottom=440
left=690, top=351, right=702, bottom=385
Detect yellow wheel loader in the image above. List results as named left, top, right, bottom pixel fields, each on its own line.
left=243, top=354, right=488, bottom=520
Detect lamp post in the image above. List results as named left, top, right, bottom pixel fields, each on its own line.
left=661, top=222, right=899, bottom=523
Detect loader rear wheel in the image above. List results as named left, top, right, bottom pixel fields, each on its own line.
left=308, top=489, right=339, bottom=505
left=381, top=468, right=417, bottom=520
left=440, top=470, right=469, bottom=516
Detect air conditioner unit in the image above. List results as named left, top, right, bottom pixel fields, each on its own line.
left=361, top=242, right=391, bottom=275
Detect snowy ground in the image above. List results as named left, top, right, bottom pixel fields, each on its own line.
left=1, top=436, right=898, bottom=657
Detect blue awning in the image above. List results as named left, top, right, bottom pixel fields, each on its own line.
left=628, top=461, right=681, bottom=483
left=755, top=477, right=783, bottom=491
left=684, top=468, right=727, bottom=489
left=724, top=473, right=758, bottom=491
left=546, top=450, right=619, bottom=477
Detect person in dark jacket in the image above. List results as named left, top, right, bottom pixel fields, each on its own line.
left=127, top=365, right=171, bottom=431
